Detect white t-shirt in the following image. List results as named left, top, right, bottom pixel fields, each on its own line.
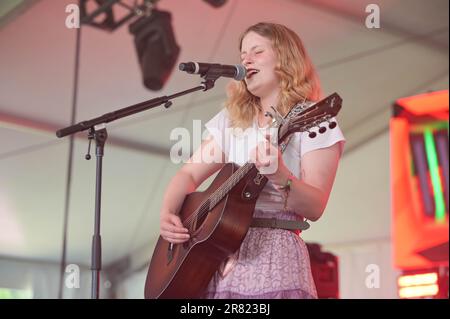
left=205, top=107, right=345, bottom=212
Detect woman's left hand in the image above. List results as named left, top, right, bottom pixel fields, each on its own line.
left=249, top=135, right=291, bottom=188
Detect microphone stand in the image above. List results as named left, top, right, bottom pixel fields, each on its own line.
left=56, top=74, right=220, bottom=299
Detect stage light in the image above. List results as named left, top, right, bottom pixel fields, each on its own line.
left=128, top=9, right=180, bottom=91
left=399, top=284, right=439, bottom=298
left=398, top=272, right=438, bottom=287
left=203, top=0, right=227, bottom=8
left=397, top=269, right=448, bottom=299
left=79, top=1, right=227, bottom=91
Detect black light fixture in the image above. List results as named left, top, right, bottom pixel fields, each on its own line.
left=79, top=0, right=180, bottom=91
left=202, top=0, right=227, bottom=8
left=128, top=9, right=180, bottom=91
left=78, top=0, right=227, bottom=91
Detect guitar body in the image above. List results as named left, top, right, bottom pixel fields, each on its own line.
left=144, top=162, right=266, bottom=299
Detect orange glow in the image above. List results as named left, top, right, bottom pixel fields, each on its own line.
left=398, top=272, right=438, bottom=287
left=397, top=90, right=449, bottom=116
left=399, top=284, right=439, bottom=298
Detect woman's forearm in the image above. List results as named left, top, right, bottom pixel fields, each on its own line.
left=285, top=177, right=326, bottom=221
left=160, top=171, right=197, bottom=216
left=270, top=164, right=326, bottom=221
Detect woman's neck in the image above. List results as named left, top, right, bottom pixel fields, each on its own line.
left=259, top=91, right=279, bottom=114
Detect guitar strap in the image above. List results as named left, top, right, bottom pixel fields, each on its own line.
left=270, top=99, right=311, bottom=158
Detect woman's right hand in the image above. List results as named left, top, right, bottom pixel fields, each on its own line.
left=160, top=212, right=190, bottom=244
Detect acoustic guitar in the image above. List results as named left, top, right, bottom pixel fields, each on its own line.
left=144, top=93, right=342, bottom=298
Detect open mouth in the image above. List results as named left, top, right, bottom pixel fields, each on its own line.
left=246, top=68, right=260, bottom=79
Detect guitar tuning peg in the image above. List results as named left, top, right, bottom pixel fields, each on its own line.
left=308, top=130, right=317, bottom=138
left=328, top=121, right=337, bottom=129
left=318, top=126, right=327, bottom=134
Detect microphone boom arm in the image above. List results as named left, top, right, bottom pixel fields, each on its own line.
left=56, top=84, right=211, bottom=138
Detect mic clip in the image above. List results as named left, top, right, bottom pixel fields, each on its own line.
left=201, top=72, right=220, bottom=91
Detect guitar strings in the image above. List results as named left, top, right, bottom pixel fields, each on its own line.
left=182, top=162, right=254, bottom=230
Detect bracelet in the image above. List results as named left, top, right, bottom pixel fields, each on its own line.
left=279, top=172, right=294, bottom=211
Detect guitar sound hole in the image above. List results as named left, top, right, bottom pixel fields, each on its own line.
left=191, top=212, right=208, bottom=233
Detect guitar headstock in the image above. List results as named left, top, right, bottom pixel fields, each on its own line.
left=278, top=93, right=342, bottom=142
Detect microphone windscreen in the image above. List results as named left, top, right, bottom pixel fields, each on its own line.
left=235, top=64, right=246, bottom=81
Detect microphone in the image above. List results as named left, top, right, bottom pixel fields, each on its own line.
left=179, top=62, right=246, bottom=81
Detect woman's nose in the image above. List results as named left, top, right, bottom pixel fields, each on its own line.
left=243, top=58, right=253, bottom=67
left=242, top=54, right=253, bottom=67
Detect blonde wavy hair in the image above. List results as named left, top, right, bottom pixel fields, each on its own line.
left=225, top=22, right=321, bottom=128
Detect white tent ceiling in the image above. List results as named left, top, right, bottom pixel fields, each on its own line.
left=0, top=0, right=448, bottom=269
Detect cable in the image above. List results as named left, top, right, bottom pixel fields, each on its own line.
left=58, top=11, right=82, bottom=299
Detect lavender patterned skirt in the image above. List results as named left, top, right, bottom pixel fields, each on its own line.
left=202, top=209, right=318, bottom=299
